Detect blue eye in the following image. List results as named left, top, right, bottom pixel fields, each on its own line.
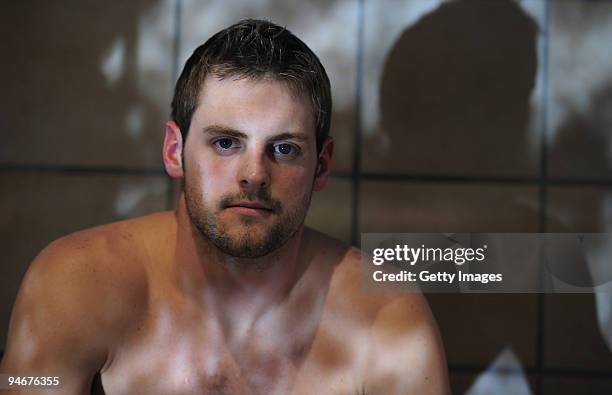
left=273, top=143, right=300, bottom=158
left=213, top=137, right=241, bottom=154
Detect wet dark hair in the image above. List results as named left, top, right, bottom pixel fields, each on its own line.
left=171, top=18, right=332, bottom=152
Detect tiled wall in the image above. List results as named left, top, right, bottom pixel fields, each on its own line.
left=1, top=0, right=612, bottom=393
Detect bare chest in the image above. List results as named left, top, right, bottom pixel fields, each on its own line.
left=98, top=309, right=361, bottom=395
left=97, top=246, right=369, bottom=395
left=99, top=316, right=297, bottom=394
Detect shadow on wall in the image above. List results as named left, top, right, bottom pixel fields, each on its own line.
left=369, top=0, right=537, bottom=177
left=372, top=1, right=537, bottom=391
left=372, top=0, right=612, bottom=393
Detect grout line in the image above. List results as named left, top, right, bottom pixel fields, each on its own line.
left=350, top=0, right=366, bottom=247
left=449, top=364, right=612, bottom=380
left=171, top=0, right=183, bottom=83
left=330, top=171, right=612, bottom=188
left=0, top=164, right=166, bottom=176
left=536, top=0, right=551, bottom=394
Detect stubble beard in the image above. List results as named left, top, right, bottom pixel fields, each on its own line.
left=184, top=181, right=312, bottom=261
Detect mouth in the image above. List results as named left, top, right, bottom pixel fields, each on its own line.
left=229, top=201, right=273, bottom=210
left=225, top=201, right=275, bottom=217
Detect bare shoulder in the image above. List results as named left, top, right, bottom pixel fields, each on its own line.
left=18, top=211, right=172, bottom=307
left=1, top=212, right=173, bottom=388
left=304, top=228, right=450, bottom=394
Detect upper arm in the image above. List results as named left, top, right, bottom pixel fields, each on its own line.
left=0, top=238, right=117, bottom=394
left=365, top=293, right=450, bottom=395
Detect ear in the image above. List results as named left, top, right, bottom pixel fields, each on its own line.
left=313, top=137, right=334, bottom=192
left=163, top=120, right=184, bottom=178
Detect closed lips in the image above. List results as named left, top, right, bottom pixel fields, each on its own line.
left=229, top=202, right=273, bottom=211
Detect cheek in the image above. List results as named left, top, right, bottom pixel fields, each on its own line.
left=186, top=158, right=227, bottom=197
left=275, top=167, right=315, bottom=197
left=199, top=165, right=223, bottom=192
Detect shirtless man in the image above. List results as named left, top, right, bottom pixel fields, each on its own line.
left=1, top=19, right=449, bottom=394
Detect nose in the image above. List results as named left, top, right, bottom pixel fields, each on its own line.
left=237, top=147, right=271, bottom=192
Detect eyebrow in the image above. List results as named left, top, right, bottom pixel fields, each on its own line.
left=202, top=124, right=310, bottom=143
left=203, top=125, right=248, bottom=139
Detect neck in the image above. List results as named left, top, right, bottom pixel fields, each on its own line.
left=173, top=194, right=307, bottom=320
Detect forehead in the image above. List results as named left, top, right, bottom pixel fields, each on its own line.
left=190, top=75, right=315, bottom=138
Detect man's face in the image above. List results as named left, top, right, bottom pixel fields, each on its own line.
left=182, top=76, right=319, bottom=259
